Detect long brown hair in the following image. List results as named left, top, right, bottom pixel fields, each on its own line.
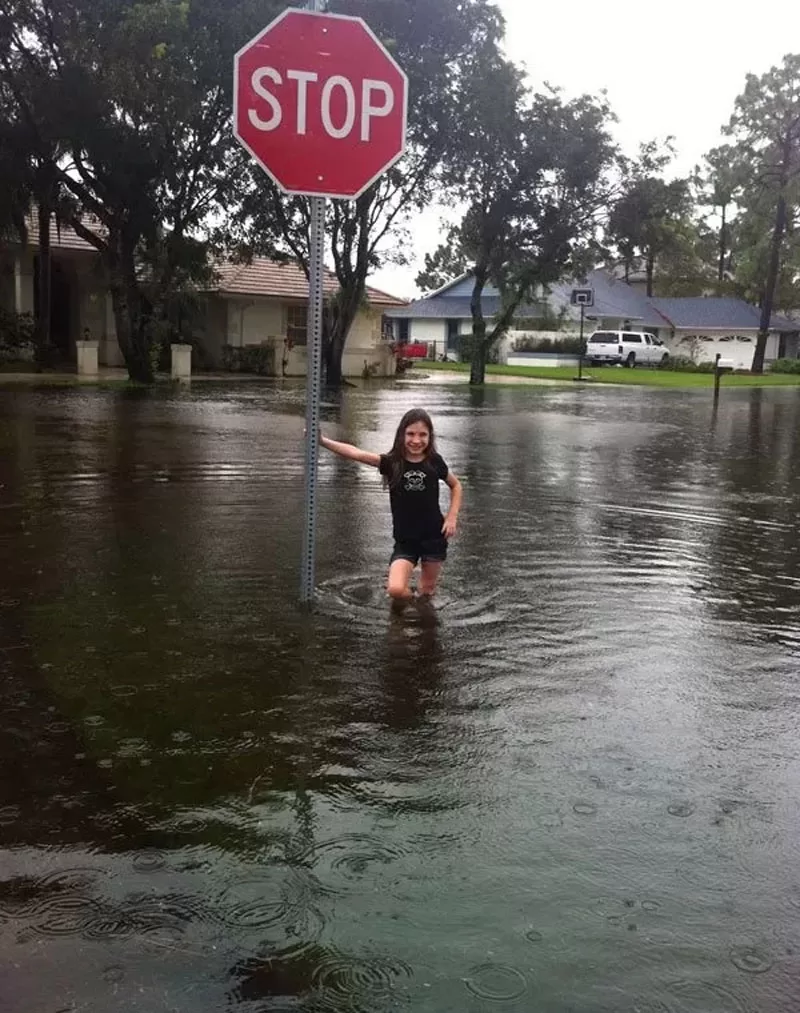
left=383, top=408, right=436, bottom=489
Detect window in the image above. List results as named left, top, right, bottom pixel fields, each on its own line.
left=589, top=332, right=618, bottom=343
left=623, top=333, right=643, bottom=343
left=287, top=304, right=307, bottom=345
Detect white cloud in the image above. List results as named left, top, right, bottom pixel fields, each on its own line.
left=370, top=0, right=800, bottom=299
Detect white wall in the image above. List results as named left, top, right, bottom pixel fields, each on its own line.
left=507, top=352, right=580, bottom=367
left=409, top=319, right=446, bottom=344
left=341, top=307, right=395, bottom=377
left=12, top=251, right=34, bottom=314
left=664, top=330, right=780, bottom=370
left=226, top=299, right=284, bottom=346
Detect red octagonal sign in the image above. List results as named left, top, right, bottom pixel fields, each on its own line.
left=234, top=9, right=408, bottom=199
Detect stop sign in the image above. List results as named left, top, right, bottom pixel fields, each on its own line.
left=233, top=9, right=408, bottom=199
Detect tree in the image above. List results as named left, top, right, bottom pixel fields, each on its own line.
left=695, top=145, right=741, bottom=286
left=229, top=0, right=504, bottom=385
left=413, top=225, right=469, bottom=295
left=608, top=140, right=695, bottom=297
left=418, top=51, right=617, bottom=385
left=0, top=0, right=276, bottom=382
left=724, top=54, right=800, bottom=372
left=0, top=56, right=67, bottom=368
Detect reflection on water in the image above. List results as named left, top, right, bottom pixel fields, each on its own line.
left=1, top=381, right=800, bottom=1011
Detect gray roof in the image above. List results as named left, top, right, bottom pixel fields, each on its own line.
left=649, top=297, right=797, bottom=332
left=549, top=269, right=667, bottom=328
left=385, top=296, right=542, bottom=320
left=385, top=268, right=800, bottom=333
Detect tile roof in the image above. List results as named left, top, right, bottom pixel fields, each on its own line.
left=24, top=214, right=105, bottom=252
left=212, top=258, right=406, bottom=306
left=12, top=221, right=405, bottom=307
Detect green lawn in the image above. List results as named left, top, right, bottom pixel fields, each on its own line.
left=415, top=360, right=800, bottom=388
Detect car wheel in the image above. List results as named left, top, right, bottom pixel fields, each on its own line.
left=661, top=353, right=669, bottom=364
left=626, top=352, right=636, bottom=368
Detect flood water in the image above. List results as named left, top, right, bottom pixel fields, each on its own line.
left=1, top=379, right=799, bottom=1012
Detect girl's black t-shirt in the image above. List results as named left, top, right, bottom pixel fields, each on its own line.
left=378, top=453, right=449, bottom=542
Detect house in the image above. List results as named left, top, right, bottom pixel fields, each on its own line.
left=384, top=274, right=543, bottom=360
left=385, top=267, right=798, bottom=369
left=648, top=296, right=798, bottom=369
left=201, top=258, right=404, bottom=376
left=0, top=218, right=406, bottom=377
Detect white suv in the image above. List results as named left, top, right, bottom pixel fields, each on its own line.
left=586, top=330, right=669, bottom=368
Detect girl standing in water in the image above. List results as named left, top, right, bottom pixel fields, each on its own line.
left=319, top=408, right=463, bottom=604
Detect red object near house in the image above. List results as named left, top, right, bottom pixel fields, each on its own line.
left=392, top=342, right=428, bottom=359
left=233, top=9, right=408, bottom=199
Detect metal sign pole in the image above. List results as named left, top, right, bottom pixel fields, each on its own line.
left=299, top=0, right=326, bottom=605
left=300, top=196, right=326, bottom=604
left=578, top=303, right=585, bottom=381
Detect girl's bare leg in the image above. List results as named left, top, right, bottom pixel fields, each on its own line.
left=418, top=561, right=443, bottom=597
left=387, top=559, right=415, bottom=603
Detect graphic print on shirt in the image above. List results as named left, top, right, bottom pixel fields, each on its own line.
left=403, top=470, right=427, bottom=492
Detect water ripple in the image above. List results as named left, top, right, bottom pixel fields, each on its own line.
left=463, top=962, right=528, bottom=1001
left=294, top=833, right=411, bottom=889
left=316, top=574, right=507, bottom=628
left=311, top=950, right=413, bottom=1010
left=666, top=979, right=753, bottom=1012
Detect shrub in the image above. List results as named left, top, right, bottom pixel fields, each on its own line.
left=0, top=309, right=35, bottom=363
left=658, top=355, right=716, bottom=373
left=222, top=343, right=276, bottom=375
left=512, top=335, right=584, bottom=354
left=770, top=357, right=800, bottom=374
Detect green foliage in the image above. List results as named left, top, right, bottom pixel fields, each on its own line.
left=512, top=336, right=584, bottom=354
left=416, top=233, right=470, bottom=295
left=769, top=357, right=800, bottom=374
left=229, top=0, right=505, bottom=383
left=221, top=344, right=276, bottom=375
left=608, top=140, right=696, bottom=295
left=721, top=54, right=800, bottom=370
left=0, top=309, right=34, bottom=360
left=0, top=0, right=280, bottom=382
left=514, top=303, right=570, bottom=332
left=421, top=49, right=617, bottom=383
left=657, top=354, right=716, bottom=373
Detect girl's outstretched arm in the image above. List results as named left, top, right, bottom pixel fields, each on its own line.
left=320, top=434, right=381, bottom=468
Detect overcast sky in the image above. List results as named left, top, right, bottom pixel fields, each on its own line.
left=369, top=0, right=800, bottom=299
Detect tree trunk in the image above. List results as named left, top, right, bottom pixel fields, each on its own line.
left=324, top=283, right=363, bottom=386
left=718, top=203, right=727, bottom=285
left=645, top=251, right=655, bottom=298
left=109, top=268, right=154, bottom=384
left=469, top=335, right=487, bottom=386
left=325, top=330, right=344, bottom=386
left=752, top=191, right=788, bottom=375
left=34, top=199, right=52, bottom=370
left=469, top=269, right=488, bottom=385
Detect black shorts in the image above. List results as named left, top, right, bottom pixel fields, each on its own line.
left=390, top=536, right=448, bottom=565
